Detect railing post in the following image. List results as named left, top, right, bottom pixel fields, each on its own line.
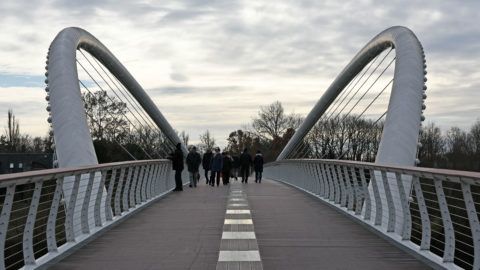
left=130, top=166, right=139, bottom=207
left=140, top=165, right=150, bottom=202
left=370, top=170, right=383, bottom=226
left=412, top=176, right=431, bottom=250
left=0, top=184, right=15, bottom=270
left=81, top=172, right=95, bottom=234
left=381, top=171, right=396, bottom=232
left=94, top=170, right=107, bottom=227
left=336, top=166, right=347, bottom=207
left=315, top=163, right=325, bottom=197
left=343, top=166, right=355, bottom=211
left=433, top=175, right=455, bottom=262
left=105, top=169, right=117, bottom=221
left=23, top=179, right=43, bottom=266
left=65, top=174, right=81, bottom=241
left=47, top=177, right=64, bottom=252
left=114, top=168, right=126, bottom=216
left=135, top=166, right=145, bottom=204
left=461, top=178, right=480, bottom=268
left=325, top=164, right=335, bottom=201
left=150, top=164, right=160, bottom=197
left=330, top=165, right=341, bottom=204
left=395, top=172, right=412, bottom=240
left=350, top=167, right=363, bottom=215
left=122, top=167, right=133, bottom=212
left=360, top=169, right=371, bottom=221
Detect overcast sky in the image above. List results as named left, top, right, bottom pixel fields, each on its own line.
left=0, top=0, right=479, bottom=146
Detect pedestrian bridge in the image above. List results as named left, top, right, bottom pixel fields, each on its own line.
left=1, top=26, right=478, bottom=269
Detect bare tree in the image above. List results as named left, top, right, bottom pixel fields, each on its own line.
left=179, top=131, right=189, bottom=147
left=252, top=101, right=302, bottom=141
left=199, top=130, right=216, bottom=152
left=4, top=109, right=21, bottom=152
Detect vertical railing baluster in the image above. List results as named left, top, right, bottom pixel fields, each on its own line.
left=351, top=167, right=362, bottom=215
left=23, top=179, right=43, bottom=265
left=336, top=165, right=346, bottom=206
left=326, top=164, right=335, bottom=201
left=151, top=164, right=160, bottom=197
left=331, top=165, right=340, bottom=204
left=434, top=176, right=455, bottom=262
left=129, top=166, right=139, bottom=208
left=461, top=178, right=480, bottom=268
left=321, top=163, right=330, bottom=199
left=0, top=184, right=15, bottom=270
left=395, top=172, right=411, bottom=240
left=114, top=168, right=126, bottom=216
left=65, top=174, right=81, bottom=241
left=381, top=171, right=396, bottom=232
left=370, top=169, right=382, bottom=226
left=343, top=166, right=354, bottom=211
left=360, top=169, right=371, bottom=221
left=122, top=167, right=133, bottom=212
left=135, top=166, right=145, bottom=205
left=412, top=176, right=431, bottom=250
left=105, top=169, right=117, bottom=221
left=94, top=170, right=106, bottom=227
left=47, top=176, right=63, bottom=252
left=140, top=165, right=150, bottom=202
left=81, top=172, right=95, bottom=234
left=315, top=163, right=325, bottom=197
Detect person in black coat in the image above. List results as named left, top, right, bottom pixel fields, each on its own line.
left=239, top=148, right=252, bottom=183
left=171, top=143, right=184, bottom=191
left=202, top=149, right=213, bottom=184
left=222, top=151, right=233, bottom=185
left=186, top=146, right=202, bottom=188
left=253, top=150, right=264, bottom=183
left=231, top=155, right=240, bottom=181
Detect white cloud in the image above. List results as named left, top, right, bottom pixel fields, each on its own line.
left=0, top=0, right=479, bottom=147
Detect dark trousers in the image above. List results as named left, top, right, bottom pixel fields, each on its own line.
left=204, top=169, right=210, bottom=183
left=240, top=166, right=250, bottom=183
left=210, top=171, right=221, bottom=186
left=255, top=171, right=262, bottom=183
left=174, top=170, right=183, bottom=190
left=222, top=170, right=230, bottom=185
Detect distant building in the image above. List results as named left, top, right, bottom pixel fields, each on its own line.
left=0, top=153, right=53, bottom=174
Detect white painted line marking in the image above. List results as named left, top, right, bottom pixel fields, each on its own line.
left=218, top=251, right=261, bottom=262
left=224, top=219, right=253, bottom=224
left=222, top=232, right=256, bottom=239
left=228, top=203, right=248, bottom=207
left=226, top=210, right=251, bottom=214
left=229, top=198, right=245, bottom=201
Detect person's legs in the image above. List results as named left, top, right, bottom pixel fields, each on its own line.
left=245, top=167, right=249, bottom=183
left=216, top=171, right=221, bottom=186
left=175, top=170, right=183, bottom=191
left=240, top=167, right=246, bottom=183
left=259, top=171, right=262, bottom=183
left=189, top=172, right=194, bottom=187
left=204, top=169, right=209, bottom=183
left=255, top=171, right=258, bottom=183
left=209, top=172, right=215, bottom=186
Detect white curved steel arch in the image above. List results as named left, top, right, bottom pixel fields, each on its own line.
left=45, top=27, right=185, bottom=168
left=277, top=26, right=427, bottom=167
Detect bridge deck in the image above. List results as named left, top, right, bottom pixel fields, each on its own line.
left=48, top=179, right=429, bottom=270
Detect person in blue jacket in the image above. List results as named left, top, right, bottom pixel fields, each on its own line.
left=209, top=147, right=223, bottom=187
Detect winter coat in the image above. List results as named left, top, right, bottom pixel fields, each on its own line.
left=171, top=148, right=184, bottom=171
left=254, top=154, right=264, bottom=172
left=222, top=155, right=233, bottom=172
left=186, top=151, right=202, bottom=172
left=232, top=156, right=240, bottom=168
left=210, top=153, right=223, bottom=172
left=239, top=152, right=252, bottom=168
left=202, top=152, right=213, bottom=170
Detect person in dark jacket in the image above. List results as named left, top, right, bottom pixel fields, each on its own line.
left=202, top=149, right=213, bottom=184
left=253, top=150, right=264, bottom=183
left=239, top=148, right=252, bottom=183
left=186, top=146, right=202, bottom=188
left=231, top=155, right=240, bottom=181
left=222, top=151, right=233, bottom=185
left=171, top=143, right=184, bottom=191
left=209, top=147, right=223, bottom=187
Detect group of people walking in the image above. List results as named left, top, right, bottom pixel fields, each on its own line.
left=169, top=143, right=264, bottom=191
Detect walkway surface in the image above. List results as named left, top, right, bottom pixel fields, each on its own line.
left=50, top=178, right=430, bottom=270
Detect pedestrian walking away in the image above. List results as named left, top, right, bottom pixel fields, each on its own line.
left=209, top=147, right=223, bottom=187
left=239, top=148, right=252, bottom=183
left=254, top=150, right=264, bottom=183
left=169, top=142, right=184, bottom=191
left=231, top=155, right=240, bottom=181
left=222, top=151, right=233, bottom=185
left=186, top=146, right=202, bottom=188
left=202, top=149, right=213, bottom=184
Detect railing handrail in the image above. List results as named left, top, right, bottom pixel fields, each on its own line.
left=0, top=159, right=171, bottom=182
left=267, top=158, right=480, bottom=181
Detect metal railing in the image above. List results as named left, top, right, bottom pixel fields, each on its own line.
left=265, top=159, right=480, bottom=270
left=0, top=159, right=181, bottom=270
